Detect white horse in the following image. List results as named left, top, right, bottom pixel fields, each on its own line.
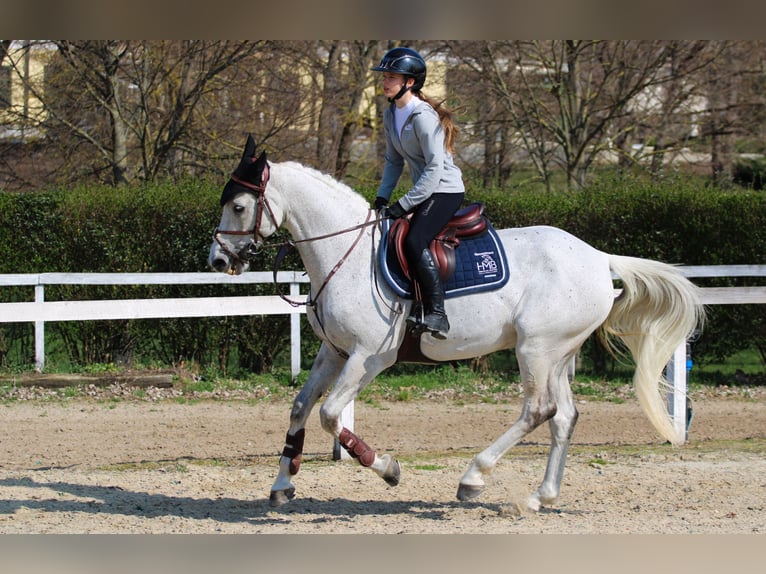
left=209, top=135, right=704, bottom=511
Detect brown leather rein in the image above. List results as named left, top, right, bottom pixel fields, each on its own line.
left=213, top=168, right=381, bottom=310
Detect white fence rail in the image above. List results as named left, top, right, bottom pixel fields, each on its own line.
left=1, top=265, right=765, bottom=444
left=0, top=271, right=310, bottom=376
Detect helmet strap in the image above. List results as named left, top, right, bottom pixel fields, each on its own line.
left=389, top=78, right=413, bottom=102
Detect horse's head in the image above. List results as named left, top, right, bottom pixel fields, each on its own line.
left=208, top=134, right=282, bottom=275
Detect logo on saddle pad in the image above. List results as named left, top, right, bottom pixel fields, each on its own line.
left=476, top=252, right=499, bottom=276
left=378, top=204, right=509, bottom=300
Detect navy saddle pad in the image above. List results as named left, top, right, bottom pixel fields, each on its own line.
left=377, top=218, right=510, bottom=299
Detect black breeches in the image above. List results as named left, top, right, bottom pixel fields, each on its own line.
left=403, top=193, right=464, bottom=263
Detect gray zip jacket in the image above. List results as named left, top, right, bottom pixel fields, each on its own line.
left=376, top=99, right=464, bottom=212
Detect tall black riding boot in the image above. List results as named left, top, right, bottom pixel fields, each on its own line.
left=413, top=248, right=450, bottom=339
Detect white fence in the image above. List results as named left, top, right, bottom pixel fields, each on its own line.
left=660, top=265, right=766, bottom=440
left=0, top=271, right=310, bottom=377
left=1, top=265, right=765, bottom=444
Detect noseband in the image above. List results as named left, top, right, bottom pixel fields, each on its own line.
left=212, top=163, right=275, bottom=268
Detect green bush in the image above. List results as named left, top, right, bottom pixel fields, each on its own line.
left=0, top=171, right=764, bottom=376
left=470, top=172, right=766, bottom=373
left=0, top=179, right=301, bottom=373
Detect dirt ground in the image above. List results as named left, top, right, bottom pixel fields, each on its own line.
left=0, top=386, right=764, bottom=534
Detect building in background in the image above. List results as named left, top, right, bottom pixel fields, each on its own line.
left=0, top=40, right=52, bottom=142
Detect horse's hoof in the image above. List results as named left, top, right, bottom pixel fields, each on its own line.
left=526, top=498, right=541, bottom=513
left=380, top=454, right=400, bottom=486
left=456, top=483, right=484, bottom=501
left=269, top=487, right=296, bottom=508
left=526, top=493, right=544, bottom=513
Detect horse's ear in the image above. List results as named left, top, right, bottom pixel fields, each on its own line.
left=253, top=150, right=267, bottom=171
left=238, top=149, right=268, bottom=186
left=242, top=134, right=256, bottom=160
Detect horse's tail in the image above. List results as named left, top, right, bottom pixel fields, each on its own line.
left=602, top=255, right=705, bottom=446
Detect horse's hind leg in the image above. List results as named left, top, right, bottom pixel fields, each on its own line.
left=457, top=351, right=557, bottom=503
left=456, top=346, right=587, bottom=513
left=270, top=343, right=343, bottom=507
left=457, top=399, right=554, bottom=502
left=527, top=370, right=579, bottom=511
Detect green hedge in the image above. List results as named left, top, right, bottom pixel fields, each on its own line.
left=1, top=172, right=764, bottom=374
left=0, top=179, right=307, bottom=375
left=466, top=173, right=766, bottom=370
left=469, top=173, right=766, bottom=266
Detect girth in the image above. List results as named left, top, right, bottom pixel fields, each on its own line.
left=389, top=202, right=489, bottom=281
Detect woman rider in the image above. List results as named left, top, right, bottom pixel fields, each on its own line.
left=372, top=46, right=465, bottom=339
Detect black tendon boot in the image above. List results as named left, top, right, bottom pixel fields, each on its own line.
left=413, top=248, right=450, bottom=339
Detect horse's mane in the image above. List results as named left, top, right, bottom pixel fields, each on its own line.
left=278, top=161, right=370, bottom=211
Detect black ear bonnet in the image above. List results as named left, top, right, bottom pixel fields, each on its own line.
left=220, top=135, right=268, bottom=206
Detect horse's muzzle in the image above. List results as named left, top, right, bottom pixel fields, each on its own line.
left=210, top=256, right=230, bottom=273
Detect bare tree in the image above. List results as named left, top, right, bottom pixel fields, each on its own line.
left=9, top=41, right=263, bottom=186
left=646, top=42, right=714, bottom=175
left=0, top=40, right=10, bottom=68
left=693, top=41, right=766, bottom=186
left=303, top=41, right=382, bottom=178
left=445, top=41, right=517, bottom=188
left=594, top=41, right=719, bottom=178
left=125, top=41, right=257, bottom=180
left=52, top=41, right=132, bottom=185
left=7, top=40, right=766, bottom=192
left=451, top=41, right=713, bottom=190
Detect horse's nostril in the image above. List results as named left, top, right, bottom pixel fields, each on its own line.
left=211, top=258, right=228, bottom=272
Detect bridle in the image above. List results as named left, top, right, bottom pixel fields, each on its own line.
left=213, top=162, right=382, bottom=311
left=212, top=163, right=275, bottom=269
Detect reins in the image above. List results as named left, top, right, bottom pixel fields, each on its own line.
left=216, top=168, right=385, bottom=309
left=268, top=208, right=382, bottom=361
left=272, top=209, right=376, bottom=308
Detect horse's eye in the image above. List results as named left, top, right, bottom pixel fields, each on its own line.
left=233, top=204, right=245, bottom=214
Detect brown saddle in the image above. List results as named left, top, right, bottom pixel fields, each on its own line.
left=389, top=202, right=488, bottom=281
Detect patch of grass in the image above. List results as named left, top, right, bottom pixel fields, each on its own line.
left=358, top=364, right=522, bottom=402
left=79, top=363, right=121, bottom=375
left=693, top=347, right=765, bottom=386
left=99, top=457, right=240, bottom=472
left=60, top=385, right=84, bottom=399
left=413, top=464, right=446, bottom=471
left=1, top=346, right=761, bottom=407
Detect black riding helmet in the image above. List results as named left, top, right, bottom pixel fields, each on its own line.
left=372, top=47, right=426, bottom=101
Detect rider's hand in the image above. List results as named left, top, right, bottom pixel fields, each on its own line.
left=382, top=201, right=406, bottom=219
left=373, top=196, right=388, bottom=212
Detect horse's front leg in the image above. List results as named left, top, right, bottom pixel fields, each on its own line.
left=270, top=343, right=342, bottom=507
left=319, top=351, right=400, bottom=487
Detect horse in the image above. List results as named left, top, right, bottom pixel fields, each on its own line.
left=208, top=135, right=705, bottom=511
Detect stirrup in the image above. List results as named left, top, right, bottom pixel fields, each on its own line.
left=423, top=312, right=449, bottom=340
left=406, top=301, right=423, bottom=327
left=406, top=315, right=426, bottom=338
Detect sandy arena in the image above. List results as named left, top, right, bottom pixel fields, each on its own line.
left=0, top=387, right=764, bottom=534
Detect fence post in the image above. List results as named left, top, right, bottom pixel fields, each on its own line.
left=666, top=341, right=689, bottom=442
left=290, top=281, right=301, bottom=382
left=34, top=284, right=45, bottom=372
